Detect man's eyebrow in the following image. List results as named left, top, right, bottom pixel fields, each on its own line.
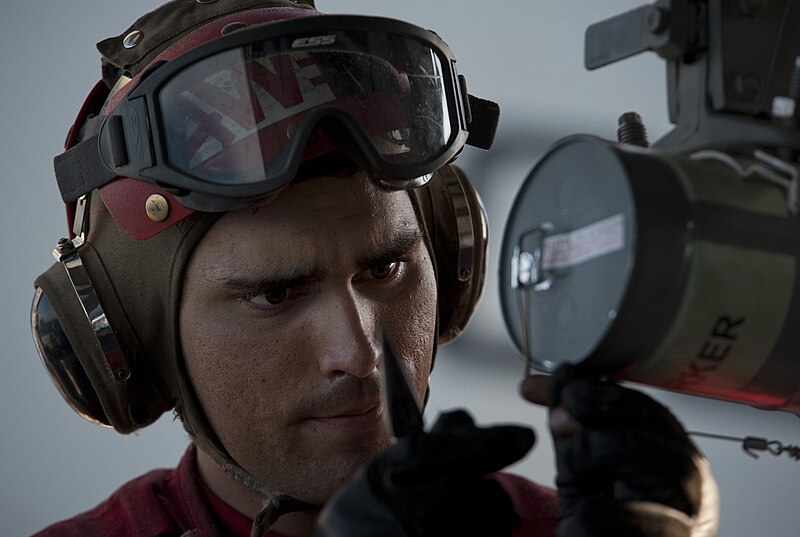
left=209, top=229, right=423, bottom=291
left=212, top=262, right=328, bottom=292
left=357, top=228, right=423, bottom=269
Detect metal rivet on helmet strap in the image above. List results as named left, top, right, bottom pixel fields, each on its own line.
left=123, top=30, right=143, bottom=49
left=221, top=22, right=249, bottom=35
left=145, top=194, right=170, bottom=222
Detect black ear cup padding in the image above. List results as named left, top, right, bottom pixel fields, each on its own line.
left=412, top=164, right=488, bottom=344
left=441, top=165, right=488, bottom=342
left=31, top=285, right=111, bottom=426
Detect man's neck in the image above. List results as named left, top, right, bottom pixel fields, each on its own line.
left=196, top=447, right=318, bottom=537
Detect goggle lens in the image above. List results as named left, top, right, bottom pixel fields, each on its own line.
left=158, top=31, right=452, bottom=187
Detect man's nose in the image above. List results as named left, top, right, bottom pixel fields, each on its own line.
left=316, top=289, right=380, bottom=379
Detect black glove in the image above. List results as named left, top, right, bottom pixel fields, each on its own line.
left=544, top=364, right=718, bottom=537
left=315, top=409, right=535, bottom=537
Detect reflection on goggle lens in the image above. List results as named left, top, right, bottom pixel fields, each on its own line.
left=159, top=36, right=451, bottom=186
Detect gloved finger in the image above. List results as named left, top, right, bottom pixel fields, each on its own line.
left=519, top=374, right=553, bottom=406
left=391, top=424, right=535, bottom=482
left=424, top=424, right=536, bottom=475
left=426, top=411, right=536, bottom=473
left=428, top=408, right=476, bottom=432
left=427, top=410, right=533, bottom=465
left=548, top=406, right=581, bottom=438
left=546, top=365, right=696, bottom=452
left=559, top=424, right=697, bottom=478
left=558, top=379, right=694, bottom=446
left=547, top=364, right=686, bottom=437
left=556, top=426, right=700, bottom=516
left=549, top=362, right=594, bottom=406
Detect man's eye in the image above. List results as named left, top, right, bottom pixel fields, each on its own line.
left=369, top=262, right=398, bottom=280
left=250, top=288, right=288, bottom=307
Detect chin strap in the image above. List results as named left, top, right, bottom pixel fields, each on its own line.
left=250, top=494, right=319, bottom=537
left=218, top=459, right=318, bottom=537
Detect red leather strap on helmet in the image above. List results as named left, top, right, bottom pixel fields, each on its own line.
left=99, top=179, right=195, bottom=240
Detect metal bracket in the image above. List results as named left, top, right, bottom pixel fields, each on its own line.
left=585, top=0, right=703, bottom=70
left=71, top=194, right=91, bottom=241
left=511, top=224, right=554, bottom=292
left=689, top=149, right=799, bottom=215
left=51, top=236, right=131, bottom=384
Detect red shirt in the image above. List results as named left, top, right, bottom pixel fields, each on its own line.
left=33, top=445, right=557, bottom=537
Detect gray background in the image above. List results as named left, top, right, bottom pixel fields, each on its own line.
left=2, top=1, right=798, bottom=535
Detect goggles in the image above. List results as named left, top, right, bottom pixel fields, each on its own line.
left=55, top=15, right=499, bottom=211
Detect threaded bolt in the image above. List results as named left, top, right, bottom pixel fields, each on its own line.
left=56, top=237, right=75, bottom=254
left=772, top=97, right=796, bottom=120
left=773, top=56, right=800, bottom=122
left=617, top=112, right=650, bottom=147
left=776, top=56, right=800, bottom=161
left=788, top=56, right=800, bottom=101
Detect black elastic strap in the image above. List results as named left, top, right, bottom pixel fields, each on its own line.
left=466, top=94, right=500, bottom=150
left=54, top=134, right=117, bottom=203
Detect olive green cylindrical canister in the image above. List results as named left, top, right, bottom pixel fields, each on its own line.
left=500, top=135, right=800, bottom=413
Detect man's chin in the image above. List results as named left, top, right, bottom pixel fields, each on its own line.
left=281, top=438, right=389, bottom=505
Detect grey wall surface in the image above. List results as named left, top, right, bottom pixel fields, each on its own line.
left=2, top=1, right=798, bottom=536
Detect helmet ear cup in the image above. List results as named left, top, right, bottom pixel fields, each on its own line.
left=411, top=164, right=488, bottom=344
left=32, top=244, right=173, bottom=432
left=31, top=284, right=112, bottom=427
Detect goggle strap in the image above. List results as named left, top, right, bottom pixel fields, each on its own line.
left=53, top=95, right=500, bottom=204
left=54, top=132, right=115, bottom=204
left=466, top=94, right=500, bottom=150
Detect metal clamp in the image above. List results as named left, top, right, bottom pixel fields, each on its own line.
left=52, top=233, right=130, bottom=385
left=511, top=224, right=554, bottom=375
left=511, top=224, right=554, bottom=292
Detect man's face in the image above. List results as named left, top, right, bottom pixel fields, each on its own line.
left=179, top=170, right=437, bottom=503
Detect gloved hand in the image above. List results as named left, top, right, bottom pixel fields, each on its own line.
left=521, top=364, right=719, bottom=537
left=315, top=409, right=535, bottom=537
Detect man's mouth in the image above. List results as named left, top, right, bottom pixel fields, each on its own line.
left=306, top=402, right=384, bottom=432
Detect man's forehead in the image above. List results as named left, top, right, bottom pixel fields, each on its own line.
left=255, top=170, right=408, bottom=215
left=195, top=174, right=424, bottom=282
left=252, top=178, right=416, bottom=239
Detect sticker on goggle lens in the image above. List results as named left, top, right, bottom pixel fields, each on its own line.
left=292, top=35, right=337, bottom=48
left=164, top=50, right=337, bottom=180
left=160, top=37, right=447, bottom=186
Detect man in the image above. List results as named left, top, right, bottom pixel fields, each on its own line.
left=31, top=1, right=716, bottom=536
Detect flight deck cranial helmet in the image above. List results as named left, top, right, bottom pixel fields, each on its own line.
left=32, top=0, right=498, bottom=528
